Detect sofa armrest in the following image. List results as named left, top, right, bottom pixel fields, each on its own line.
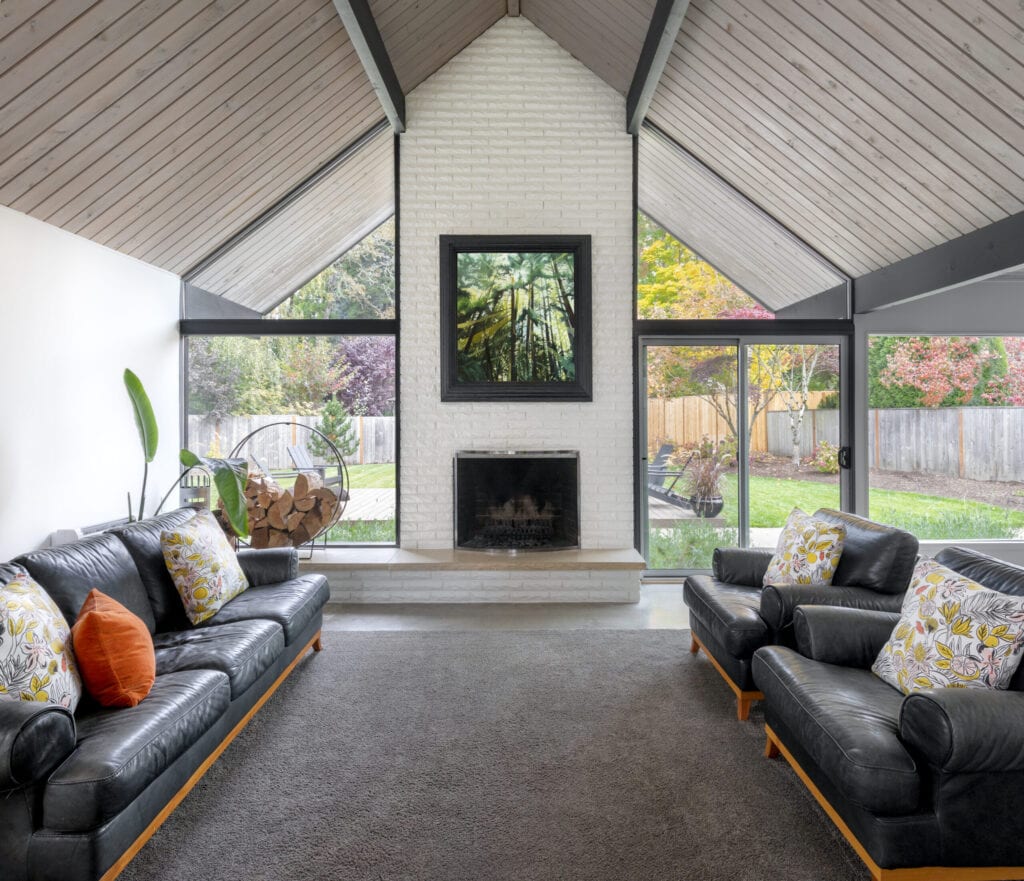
left=760, top=583, right=905, bottom=631
left=793, top=606, right=900, bottom=668
left=712, top=548, right=774, bottom=586
left=0, top=701, right=76, bottom=789
left=236, top=548, right=298, bottom=586
left=900, top=688, right=1024, bottom=773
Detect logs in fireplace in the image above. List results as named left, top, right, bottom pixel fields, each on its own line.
left=454, top=451, right=580, bottom=551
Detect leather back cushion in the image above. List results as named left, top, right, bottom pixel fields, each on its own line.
left=16, top=533, right=155, bottom=633
left=109, top=509, right=199, bottom=633
left=812, top=509, right=919, bottom=594
left=934, top=546, right=1024, bottom=597
left=0, top=562, right=19, bottom=585
left=934, top=546, right=1024, bottom=692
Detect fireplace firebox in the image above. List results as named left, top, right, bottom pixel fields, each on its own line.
left=454, top=451, right=580, bottom=551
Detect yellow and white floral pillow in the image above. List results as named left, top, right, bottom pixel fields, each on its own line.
left=763, top=508, right=846, bottom=586
left=161, top=510, right=249, bottom=625
left=0, top=571, right=82, bottom=710
left=873, top=559, right=1024, bottom=694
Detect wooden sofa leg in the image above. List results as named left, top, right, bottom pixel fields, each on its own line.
left=312, top=635, right=323, bottom=653
left=737, top=695, right=754, bottom=721
left=764, top=732, right=780, bottom=759
left=690, top=633, right=700, bottom=654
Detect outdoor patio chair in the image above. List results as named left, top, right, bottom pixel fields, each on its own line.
left=287, top=444, right=346, bottom=495
left=647, top=443, right=695, bottom=509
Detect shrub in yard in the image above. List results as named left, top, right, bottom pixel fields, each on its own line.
left=810, top=440, right=840, bottom=474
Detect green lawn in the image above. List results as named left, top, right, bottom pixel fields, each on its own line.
left=650, top=470, right=1024, bottom=570
left=346, top=463, right=395, bottom=489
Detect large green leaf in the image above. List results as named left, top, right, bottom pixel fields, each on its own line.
left=123, top=369, right=158, bottom=462
left=180, top=450, right=250, bottom=539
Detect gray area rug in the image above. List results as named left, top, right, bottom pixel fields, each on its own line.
left=119, top=631, right=865, bottom=881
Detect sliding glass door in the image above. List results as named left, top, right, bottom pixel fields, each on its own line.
left=640, top=335, right=849, bottom=573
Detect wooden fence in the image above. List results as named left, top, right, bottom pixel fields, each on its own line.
left=868, top=408, right=1024, bottom=482
left=187, top=415, right=396, bottom=467
left=647, top=392, right=832, bottom=453
left=660, top=401, right=1024, bottom=482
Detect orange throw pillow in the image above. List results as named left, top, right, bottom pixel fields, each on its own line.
left=71, top=589, right=156, bottom=708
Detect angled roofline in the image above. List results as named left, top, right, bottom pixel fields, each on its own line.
left=182, top=119, right=390, bottom=281
left=852, top=211, right=1024, bottom=313
left=642, top=120, right=852, bottom=302
left=332, top=0, right=406, bottom=132
left=626, top=0, right=690, bottom=135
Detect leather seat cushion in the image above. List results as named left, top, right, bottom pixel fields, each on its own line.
left=754, top=646, right=919, bottom=816
left=154, top=620, right=284, bottom=699
left=683, top=576, right=768, bottom=658
left=43, top=670, right=230, bottom=832
left=16, top=534, right=155, bottom=633
left=110, top=509, right=199, bottom=632
left=200, top=575, right=329, bottom=645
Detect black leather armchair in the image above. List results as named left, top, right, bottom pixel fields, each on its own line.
left=754, top=547, right=1024, bottom=880
left=683, top=508, right=918, bottom=719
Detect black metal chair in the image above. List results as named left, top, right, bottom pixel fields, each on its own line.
left=647, top=443, right=695, bottom=510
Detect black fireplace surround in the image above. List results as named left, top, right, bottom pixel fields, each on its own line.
left=454, top=451, right=580, bottom=551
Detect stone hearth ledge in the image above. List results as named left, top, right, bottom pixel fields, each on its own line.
left=299, top=548, right=645, bottom=603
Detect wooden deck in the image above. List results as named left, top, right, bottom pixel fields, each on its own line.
left=341, top=488, right=395, bottom=522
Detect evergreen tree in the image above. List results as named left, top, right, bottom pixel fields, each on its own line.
left=309, top=400, right=359, bottom=460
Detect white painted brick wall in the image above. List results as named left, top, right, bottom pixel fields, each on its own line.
left=399, top=17, right=635, bottom=553
left=326, top=570, right=640, bottom=604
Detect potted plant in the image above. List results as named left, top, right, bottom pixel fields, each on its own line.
left=124, top=369, right=250, bottom=538
left=686, top=452, right=726, bottom=519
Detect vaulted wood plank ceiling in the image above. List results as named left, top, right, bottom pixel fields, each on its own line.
left=0, top=0, right=381, bottom=277
left=1, top=0, right=1021, bottom=312
left=520, top=0, right=657, bottom=95
left=369, top=0, right=505, bottom=93
left=188, top=125, right=394, bottom=312
left=639, top=125, right=845, bottom=310
left=646, top=0, right=1024, bottom=278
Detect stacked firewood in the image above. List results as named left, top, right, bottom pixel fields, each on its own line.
left=238, top=471, right=341, bottom=548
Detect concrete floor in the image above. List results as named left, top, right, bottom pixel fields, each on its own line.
left=322, top=582, right=690, bottom=632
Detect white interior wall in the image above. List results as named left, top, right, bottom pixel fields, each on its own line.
left=399, top=18, right=635, bottom=551
left=854, top=278, right=1024, bottom=563
left=0, top=205, right=180, bottom=559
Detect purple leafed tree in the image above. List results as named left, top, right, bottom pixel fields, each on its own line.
left=337, top=337, right=396, bottom=416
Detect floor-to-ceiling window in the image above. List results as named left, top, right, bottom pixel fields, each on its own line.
left=635, top=214, right=851, bottom=573
left=182, top=219, right=398, bottom=546
left=865, top=334, right=1024, bottom=542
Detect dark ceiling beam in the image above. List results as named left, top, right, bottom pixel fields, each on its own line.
left=853, top=211, right=1024, bottom=313
left=333, top=0, right=405, bottom=133
left=626, top=0, right=690, bottom=135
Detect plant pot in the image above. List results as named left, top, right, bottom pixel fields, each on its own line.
left=690, top=495, right=724, bottom=518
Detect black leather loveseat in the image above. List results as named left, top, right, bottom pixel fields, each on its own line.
left=754, top=546, right=1024, bottom=881
left=0, top=509, right=329, bottom=881
left=684, top=509, right=919, bottom=719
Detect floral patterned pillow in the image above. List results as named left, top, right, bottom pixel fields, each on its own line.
left=161, top=510, right=249, bottom=625
left=873, top=559, right=1024, bottom=694
left=0, top=571, right=82, bottom=710
left=762, top=508, right=846, bottom=586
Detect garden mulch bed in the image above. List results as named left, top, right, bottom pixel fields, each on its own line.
left=749, top=453, right=1024, bottom=511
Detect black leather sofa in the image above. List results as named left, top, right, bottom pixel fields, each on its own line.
left=683, top=509, right=918, bottom=719
left=0, top=509, right=330, bottom=881
left=754, top=546, right=1024, bottom=881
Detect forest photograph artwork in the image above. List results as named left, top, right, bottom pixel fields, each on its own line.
left=455, top=250, right=577, bottom=384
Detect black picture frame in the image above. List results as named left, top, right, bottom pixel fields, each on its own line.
left=439, top=234, right=593, bottom=402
